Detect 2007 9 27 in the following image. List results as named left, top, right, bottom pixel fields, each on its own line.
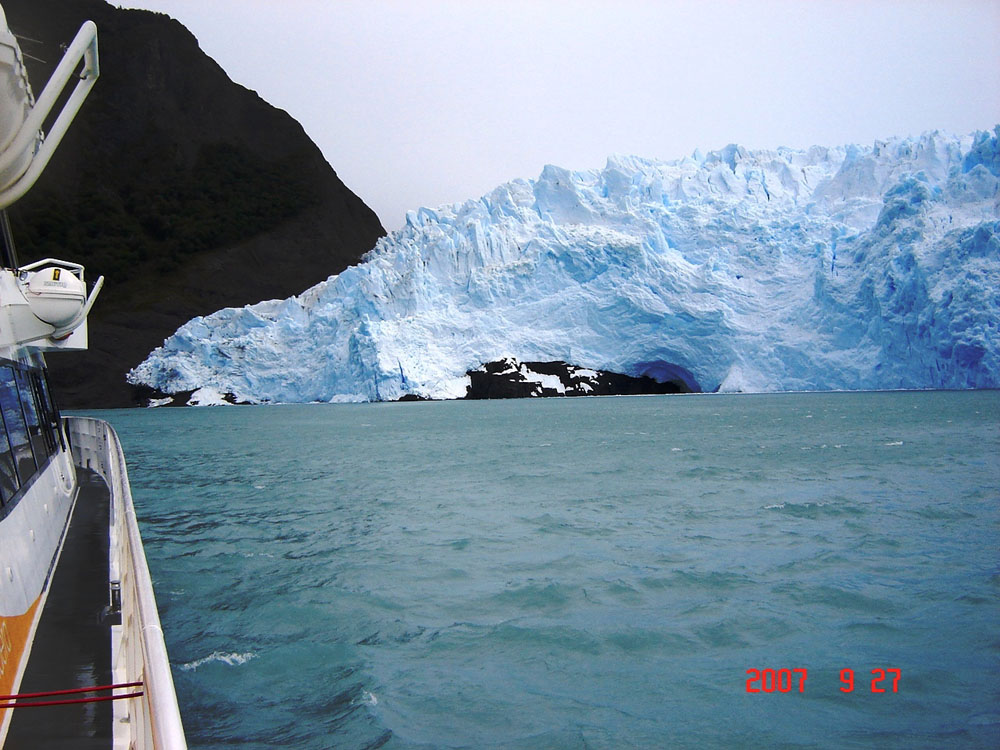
left=745, top=668, right=901, bottom=693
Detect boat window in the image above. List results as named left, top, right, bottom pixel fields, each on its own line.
left=30, top=371, right=59, bottom=454
left=16, top=368, right=49, bottom=462
left=0, top=366, right=37, bottom=486
left=0, top=370, right=19, bottom=504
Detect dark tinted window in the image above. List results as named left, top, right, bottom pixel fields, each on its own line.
left=30, top=371, right=59, bottom=454
left=16, top=368, right=49, bottom=463
left=0, top=366, right=33, bottom=490
left=0, top=367, right=18, bottom=504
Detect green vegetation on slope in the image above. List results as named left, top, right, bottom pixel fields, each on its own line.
left=10, top=143, right=319, bottom=280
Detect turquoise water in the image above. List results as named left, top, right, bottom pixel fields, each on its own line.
left=86, top=392, right=999, bottom=749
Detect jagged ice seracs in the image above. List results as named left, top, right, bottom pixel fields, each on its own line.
left=129, top=128, right=1000, bottom=403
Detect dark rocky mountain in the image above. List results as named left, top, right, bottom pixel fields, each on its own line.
left=3, top=0, right=385, bottom=407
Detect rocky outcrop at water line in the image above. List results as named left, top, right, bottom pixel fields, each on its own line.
left=133, top=357, right=695, bottom=406
left=465, top=358, right=696, bottom=399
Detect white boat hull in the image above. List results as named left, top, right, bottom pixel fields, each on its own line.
left=0, top=434, right=77, bottom=743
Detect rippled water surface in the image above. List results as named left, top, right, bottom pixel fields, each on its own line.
left=84, top=391, right=1000, bottom=749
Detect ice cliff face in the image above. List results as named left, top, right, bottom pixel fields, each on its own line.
left=129, top=128, right=1000, bottom=403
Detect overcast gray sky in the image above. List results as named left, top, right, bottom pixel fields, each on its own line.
left=115, top=0, right=1000, bottom=230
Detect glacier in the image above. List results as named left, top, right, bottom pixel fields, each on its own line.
left=129, top=128, right=1000, bottom=403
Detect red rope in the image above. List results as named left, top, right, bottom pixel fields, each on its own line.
left=0, top=682, right=146, bottom=709
left=0, top=681, right=143, bottom=701
left=0, top=692, right=144, bottom=709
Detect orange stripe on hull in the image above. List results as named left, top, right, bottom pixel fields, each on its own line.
left=0, top=597, right=43, bottom=717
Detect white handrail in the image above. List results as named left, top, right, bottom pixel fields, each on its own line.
left=17, top=257, right=86, bottom=274
left=0, top=20, right=99, bottom=208
left=50, top=273, right=104, bottom=338
left=67, top=416, right=187, bottom=750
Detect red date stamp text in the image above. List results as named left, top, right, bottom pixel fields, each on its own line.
left=745, top=668, right=901, bottom=693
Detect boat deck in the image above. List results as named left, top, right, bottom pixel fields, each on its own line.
left=5, top=469, right=113, bottom=749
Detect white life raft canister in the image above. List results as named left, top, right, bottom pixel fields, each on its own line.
left=24, top=266, right=87, bottom=327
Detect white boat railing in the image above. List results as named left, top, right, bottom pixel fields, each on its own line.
left=66, top=416, right=187, bottom=750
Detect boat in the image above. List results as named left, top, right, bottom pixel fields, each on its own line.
left=0, top=4, right=185, bottom=747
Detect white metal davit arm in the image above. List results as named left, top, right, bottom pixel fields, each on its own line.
left=0, top=19, right=99, bottom=209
